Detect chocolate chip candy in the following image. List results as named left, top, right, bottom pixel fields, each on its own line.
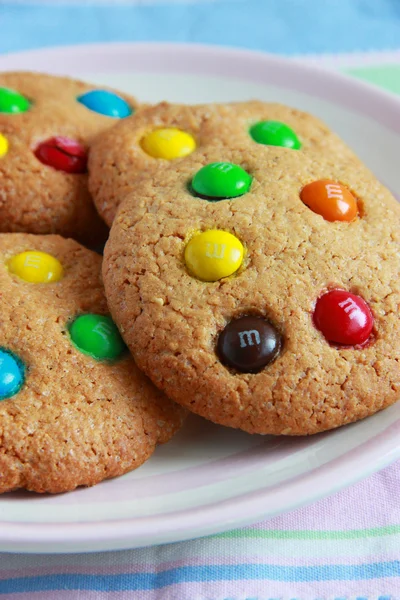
left=217, top=315, right=282, bottom=373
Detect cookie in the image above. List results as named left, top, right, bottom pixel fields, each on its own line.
left=0, top=233, right=185, bottom=494
left=88, top=101, right=361, bottom=226
left=0, top=72, right=138, bottom=246
left=100, top=101, right=400, bottom=435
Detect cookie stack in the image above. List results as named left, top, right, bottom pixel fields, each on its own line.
left=0, top=73, right=185, bottom=494
left=0, top=72, right=399, bottom=493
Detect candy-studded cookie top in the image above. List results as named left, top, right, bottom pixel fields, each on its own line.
left=89, top=101, right=362, bottom=227
left=99, top=101, right=400, bottom=436
left=0, top=72, right=138, bottom=245
left=0, top=233, right=185, bottom=494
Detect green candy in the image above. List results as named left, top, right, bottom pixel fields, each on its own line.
left=249, top=120, right=301, bottom=149
left=0, top=87, right=30, bottom=114
left=69, top=314, right=126, bottom=361
left=191, top=162, right=252, bottom=199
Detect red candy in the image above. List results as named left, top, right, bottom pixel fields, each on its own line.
left=34, top=137, right=87, bottom=173
left=313, top=290, right=373, bottom=346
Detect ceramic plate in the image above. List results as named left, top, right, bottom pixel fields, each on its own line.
left=0, top=43, right=399, bottom=553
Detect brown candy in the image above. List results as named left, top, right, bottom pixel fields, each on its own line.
left=217, top=315, right=282, bottom=373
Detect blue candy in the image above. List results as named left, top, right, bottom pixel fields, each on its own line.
left=77, top=90, right=132, bottom=118
left=0, top=349, right=24, bottom=400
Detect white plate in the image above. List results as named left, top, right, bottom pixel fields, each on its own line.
left=0, top=43, right=399, bottom=554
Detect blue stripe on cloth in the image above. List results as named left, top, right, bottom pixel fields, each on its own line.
left=1, top=562, right=400, bottom=592
left=0, top=0, right=400, bottom=55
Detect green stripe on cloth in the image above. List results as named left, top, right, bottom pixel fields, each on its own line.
left=345, top=64, right=400, bottom=95
left=214, top=524, right=400, bottom=540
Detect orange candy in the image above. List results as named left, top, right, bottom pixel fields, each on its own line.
left=300, top=179, right=358, bottom=222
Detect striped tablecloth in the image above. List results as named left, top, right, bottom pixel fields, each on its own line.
left=1, top=1, right=400, bottom=598
left=1, top=462, right=400, bottom=598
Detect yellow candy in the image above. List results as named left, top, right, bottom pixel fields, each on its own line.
left=184, top=230, right=244, bottom=282
left=0, top=134, right=8, bottom=157
left=140, top=128, right=196, bottom=160
left=8, top=251, right=64, bottom=283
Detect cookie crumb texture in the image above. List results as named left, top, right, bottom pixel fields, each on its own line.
left=0, top=72, right=138, bottom=246
left=102, top=102, right=400, bottom=436
left=0, top=234, right=185, bottom=494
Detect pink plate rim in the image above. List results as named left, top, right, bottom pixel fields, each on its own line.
left=1, top=41, right=400, bottom=133
left=0, top=42, right=399, bottom=553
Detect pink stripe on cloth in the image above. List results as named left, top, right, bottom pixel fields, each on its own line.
left=246, top=461, right=399, bottom=531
